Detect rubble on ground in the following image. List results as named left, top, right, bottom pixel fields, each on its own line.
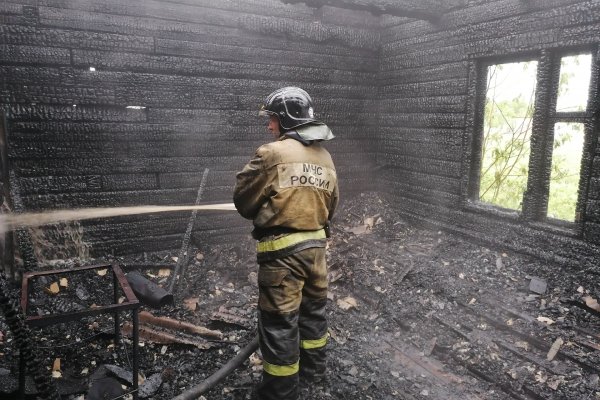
left=1, top=192, right=599, bottom=399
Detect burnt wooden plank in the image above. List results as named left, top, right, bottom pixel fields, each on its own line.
left=0, top=3, right=22, bottom=15
left=33, top=6, right=377, bottom=55
left=386, top=180, right=461, bottom=207
left=379, top=112, right=466, bottom=129
left=11, top=0, right=316, bottom=23
left=380, top=96, right=467, bottom=114
left=117, top=90, right=377, bottom=112
left=377, top=140, right=462, bottom=162
left=153, top=32, right=377, bottom=59
left=382, top=1, right=600, bottom=56
left=80, top=209, right=228, bottom=226
left=73, top=46, right=375, bottom=75
left=0, top=25, right=153, bottom=52
left=237, top=14, right=379, bottom=49
left=18, top=175, right=102, bottom=194
left=0, top=44, right=70, bottom=65
left=319, top=5, right=380, bottom=28
left=19, top=170, right=265, bottom=195
left=380, top=168, right=461, bottom=194
left=377, top=153, right=462, bottom=178
left=89, top=227, right=250, bottom=256
left=12, top=152, right=375, bottom=177
left=20, top=177, right=370, bottom=211
left=158, top=171, right=236, bottom=190
left=12, top=156, right=248, bottom=176
left=377, top=128, right=463, bottom=147
left=23, top=1, right=379, bottom=48
left=1, top=82, right=377, bottom=111
left=1, top=84, right=117, bottom=105
left=153, top=37, right=376, bottom=71
left=17, top=174, right=158, bottom=194
left=83, top=212, right=240, bottom=240
left=8, top=121, right=373, bottom=142
left=379, top=61, right=469, bottom=85
left=10, top=0, right=282, bottom=27
left=382, top=0, right=585, bottom=42
left=381, top=79, right=468, bottom=98
left=35, top=6, right=248, bottom=39
left=6, top=137, right=362, bottom=164
left=88, top=235, right=184, bottom=256
left=0, top=66, right=376, bottom=99
left=465, top=23, right=600, bottom=58
left=71, top=52, right=379, bottom=88
left=382, top=22, right=600, bottom=70
left=21, top=186, right=234, bottom=209
left=381, top=43, right=467, bottom=70
left=145, top=108, right=376, bottom=127
left=7, top=104, right=147, bottom=122
left=280, top=0, right=441, bottom=20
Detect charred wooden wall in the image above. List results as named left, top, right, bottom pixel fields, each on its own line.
left=379, top=0, right=600, bottom=268
left=0, top=1, right=379, bottom=255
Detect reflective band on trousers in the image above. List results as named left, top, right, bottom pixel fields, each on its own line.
left=257, top=229, right=326, bottom=253
left=300, top=334, right=328, bottom=350
left=263, top=360, right=300, bottom=377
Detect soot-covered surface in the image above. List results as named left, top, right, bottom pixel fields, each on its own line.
left=1, top=192, right=599, bottom=399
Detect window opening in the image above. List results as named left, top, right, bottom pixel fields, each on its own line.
left=547, top=122, right=585, bottom=221
left=470, top=49, right=596, bottom=227
left=556, top=54, right=592, bottom=113
left=479, top=61, right=538, bottom=211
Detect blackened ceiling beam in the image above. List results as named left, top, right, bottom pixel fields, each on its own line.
left=281, top=0, right=442, bottom=21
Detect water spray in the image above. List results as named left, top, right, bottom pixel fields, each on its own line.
left=0, top=203, right=237, bottom=234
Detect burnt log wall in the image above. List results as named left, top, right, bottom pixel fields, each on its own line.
left=0, top=1, right=380, bottom=255
left=4, top=0, right=600, bottom=265
left=379, top=0, right=600, bottom=268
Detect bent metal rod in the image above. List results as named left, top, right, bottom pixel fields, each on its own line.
left=0, top=203, right=237, bottom=234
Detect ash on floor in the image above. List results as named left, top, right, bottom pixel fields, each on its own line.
left=1, top=192, right=599, bottom=400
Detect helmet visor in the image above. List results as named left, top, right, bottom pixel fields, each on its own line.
left=258, top=105, right=274, bottom=117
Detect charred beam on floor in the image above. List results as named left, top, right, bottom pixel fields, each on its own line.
left=432, top=315, right=471, bottom=340
left=280, top=0, right=442, bottom=21
left=427, top=316, right=528, bottom=399
left=457, top=301, right=600, bottom=375
left=428, top=343, right=534, bottom=400
left=494, top=339, right=569, bottom=376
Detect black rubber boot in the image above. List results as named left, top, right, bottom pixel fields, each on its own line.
left=256, top=372, right=299, bottom=400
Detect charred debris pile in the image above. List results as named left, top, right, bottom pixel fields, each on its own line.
left=1, top=192, right=600, bottom=400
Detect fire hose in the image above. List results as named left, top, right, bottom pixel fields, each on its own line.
left=171, top=334, right=259, bottom=400
left=0, top=273, right=61, bottom=400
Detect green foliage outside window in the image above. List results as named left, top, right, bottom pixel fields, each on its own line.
left=479, top=55, right=589, bottom=221
left=479, top=62, right=536, bottom=211
left=548, top=122, right=584, bottom=221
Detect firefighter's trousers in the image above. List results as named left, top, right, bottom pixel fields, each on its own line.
left=255, top=236, right=328, bottom=400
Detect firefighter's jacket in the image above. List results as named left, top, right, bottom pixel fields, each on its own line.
left=234, top=134, right=339, bottom=241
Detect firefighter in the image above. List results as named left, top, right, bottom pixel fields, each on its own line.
left=234, top=87, right=339, bottom=400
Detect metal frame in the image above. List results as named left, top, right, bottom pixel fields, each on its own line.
left=19, top=263, right=140, bottom=400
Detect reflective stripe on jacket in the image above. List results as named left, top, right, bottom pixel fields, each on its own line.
left=256, top=229, right=326, bottom=263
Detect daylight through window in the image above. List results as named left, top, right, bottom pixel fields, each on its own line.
left=479, top=61, right=538, bottom=211
left=473, top=50, right=594, bottom=225
left=548, top=122, right=585, bottom=221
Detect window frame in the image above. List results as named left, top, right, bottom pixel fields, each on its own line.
left=462, top=45, right=599, bottom=236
